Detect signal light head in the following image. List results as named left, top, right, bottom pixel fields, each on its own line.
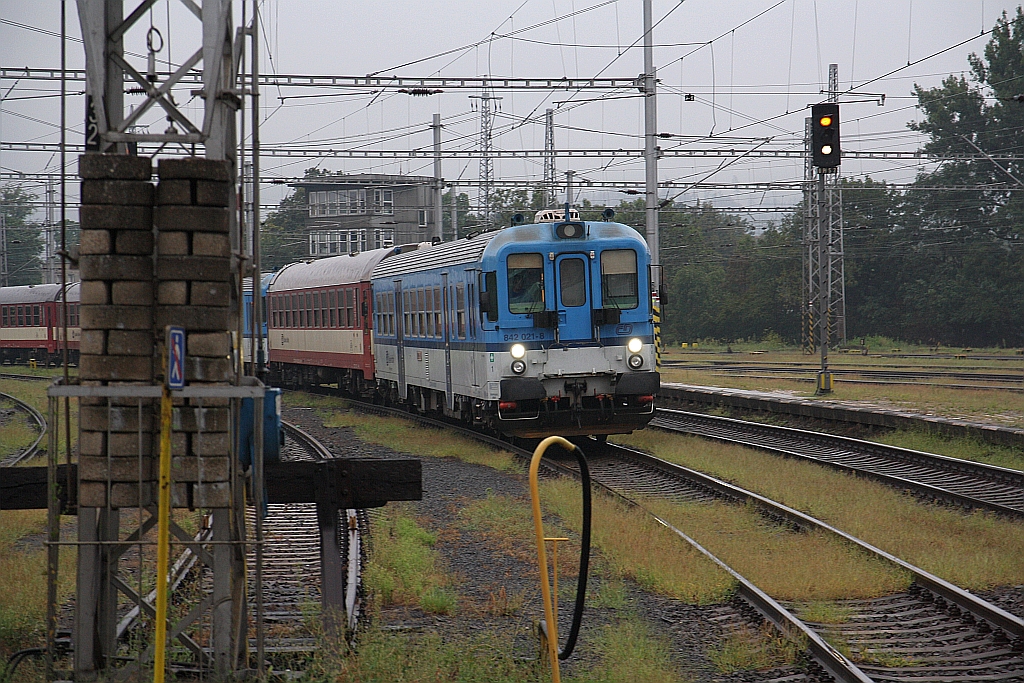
left=819, top=115, right=832, bottom=127
left=821, top=145, right=832, bottom=155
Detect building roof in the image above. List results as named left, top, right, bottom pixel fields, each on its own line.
left=268, top=244, right=427, bottom=292
left=0, top=282, right=79, bottom=305
left=290, top=173, right=434, bottom=189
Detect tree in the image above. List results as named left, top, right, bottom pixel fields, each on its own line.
left=260, top=187, right=309, bottom=272
left=0, top=185, right=44, bottom=286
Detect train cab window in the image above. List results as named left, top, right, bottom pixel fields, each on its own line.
left=559, top=258, right=587, bottom=307
left=456, top=284, right=466, bottom=339
left=507, top=253, right=545, bottom=314
left=600, top=249, right=639, bottom=309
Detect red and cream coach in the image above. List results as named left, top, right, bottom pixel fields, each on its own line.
left=0, top=282, right=81, bottom=366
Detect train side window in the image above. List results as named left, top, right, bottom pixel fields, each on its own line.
left=467, top=282, right=476, bottom=337
left=456, top=284, right=466, bottom=339
left=348, top=289, right=356, bottom=328
left=386, top=292, right=394, bottom=336
left=425, top=288, right=434, bottom=337
left=320, top=290, right=328, bottom=328
left=1, top=306, right=6, bottom=327
left=73, top=304, right=79, bottom=326
left=417, top=289, right=426, bottom=338
left=432, top=287, right=441, bottom=337
left=33, top=306, right=40, bottom=326
left=507, top=253, right=545, bottom=314
left=18, top=306, right=24, bottom=326
left=286, top=294, right=292, bottom=328
left=313, top=292, right=321, bottom=327
left=329, top=290, right=337, bottom=327
left=600, top=249, right=639, bottom=309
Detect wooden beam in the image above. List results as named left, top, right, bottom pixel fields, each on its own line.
left=1, top=459, right=422, bottom=511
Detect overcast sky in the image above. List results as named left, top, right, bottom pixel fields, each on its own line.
left=2, top=1, right=1020, bottom=224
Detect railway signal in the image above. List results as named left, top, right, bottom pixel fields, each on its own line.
left=811, top=103, right=841, bottom=169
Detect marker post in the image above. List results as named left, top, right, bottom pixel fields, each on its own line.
left=154, top=326, right=185, bottom=683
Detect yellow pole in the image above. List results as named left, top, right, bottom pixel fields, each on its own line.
left=529, top=436, right=576, bottom=683
left=153, top=386, right=173, bottom=683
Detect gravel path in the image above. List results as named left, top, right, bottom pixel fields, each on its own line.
left=285, top=405, right=810, bottom=682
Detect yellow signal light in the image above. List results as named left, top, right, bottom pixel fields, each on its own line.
left=819, top=115, right=833, bottom=127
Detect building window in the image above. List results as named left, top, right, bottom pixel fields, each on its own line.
left=374, top=229, right=394, bottom=249
left=374, top=189, right=394, bottom=215
left=418, top=209, right=428, bottom=227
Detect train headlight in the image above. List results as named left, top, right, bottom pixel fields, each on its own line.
left=511, top=359, right=527, bottom=375
left=627, top=337, right=643, bottom=354
left=627, top=354, right=644, bottom=370
left=510, top=343, right=526, bottom=359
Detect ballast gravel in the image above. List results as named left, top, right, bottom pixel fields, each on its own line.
left=285, top=405, right=809, bottom=682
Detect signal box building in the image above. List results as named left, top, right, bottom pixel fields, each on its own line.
left=293, top=174, right=437, bottom=257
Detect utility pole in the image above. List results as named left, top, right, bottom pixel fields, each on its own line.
left=469, top=92, right=500, bottom=229
left=449, top=182, right=458, bottom=240
left=543, top=108, right=555, bottom=208
left=432, top=113, right=443, bottom=242
left=45, top=175, right=56, bottom=283
left=252, top=0, right=265, bottom=376
left=643, top=0, right=660, bottom=275
left=0, top=213, right=8, bottom=287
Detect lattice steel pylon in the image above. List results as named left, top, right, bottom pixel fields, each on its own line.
left=67, top=2, right=247, bottom=681
left=469, top=91, right=500, bottom=228
left=543, top=108, right=555, bottom=207
left=826, top=64, right=847, bottom=345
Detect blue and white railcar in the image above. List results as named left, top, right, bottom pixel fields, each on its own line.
left=370, top=218, right=659, bottom=437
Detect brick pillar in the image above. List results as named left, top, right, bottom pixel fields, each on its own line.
left=155, top=157, right=236, bottom=509
left=76, top=154, right=156, bottom=509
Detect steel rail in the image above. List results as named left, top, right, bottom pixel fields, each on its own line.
left=337, top=397, right=871, bottom=683
left=281, top=421, right=332, bottom=462
left=602, top=440, right=1024, bottom=642
left=0, top=390, right=47, bottom=466
left=0, top=372, right=55, bottom=382
left=652, top=408, right=1024, bottom=518
left=660, top=361, right=1024, bottom=383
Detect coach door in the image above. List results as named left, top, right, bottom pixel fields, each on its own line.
left=394, top=281, right=407, bottom=399
left=441, top=273, right=454, bottom=411
left=554, top=253, right=591, bottom=342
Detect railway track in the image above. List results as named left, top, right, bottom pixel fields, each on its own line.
left=337, top=396, right=1024, bottom=682
left=0, top=389, right=47, bottom=466
left=651, top=408, right=1024, bottom=518
left=242, top=421, right=367, bottom=659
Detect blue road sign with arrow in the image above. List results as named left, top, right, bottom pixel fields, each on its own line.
left=167, top=326, right=186, bottom=389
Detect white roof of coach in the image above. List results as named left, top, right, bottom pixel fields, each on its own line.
left=371, top=233, right=500, bottom=279
left=0, top=283, right=78, bottom=305
left=269, top=245, right=424, bottom=293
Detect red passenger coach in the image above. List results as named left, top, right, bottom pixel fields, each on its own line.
left=267, top=246, right=415, bottom=393
left=0, top=282, right=81, bottom=365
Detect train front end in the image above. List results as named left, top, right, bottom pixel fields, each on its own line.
left=480, top=218, right=659, bottom=437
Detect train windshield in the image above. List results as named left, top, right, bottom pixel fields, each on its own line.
left=507, top=253, right=545, bottom=314
left=600, top=249, right=639, bottom=309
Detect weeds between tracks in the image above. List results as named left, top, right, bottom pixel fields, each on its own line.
left=617, top=430, right=1024, bottom=590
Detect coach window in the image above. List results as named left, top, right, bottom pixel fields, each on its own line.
left=468, top=282, right=476, bottom=337
left=456, top=284, right=466, bottom=339
left=600, top=249, right=639, bottom=309
left=18, top=306, right=24, bottom=326
left=307, top=292, right=314, bottom=327
left=424, top=288, right=434, bottom=337
left=415, top=288, right=423, bottom=335
left=1, top=306, right=6, bottom=326
left=328, top=290, right=336, bottom=327
left=345, top=289, right=354, bottom=328
left=33, top=306, right=40, bottom=326
left=291, top=294, right=298, bottom=328
left=313, top=292, right=322, bottom=327
left=507, top=253, right=545, bottom=314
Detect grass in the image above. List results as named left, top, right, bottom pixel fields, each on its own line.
left=363, top=504, right=455, bottom=614
left=794, top=600, right=853, bottom=625
left=872, top=429, right=1024, bottom=471
left=708, top=622, right=805, bottom=673
left=318, top=404, right=519, bottom=472
left=0, top=378, right=79, bottom=461
left=659, top=348, right=1024, bottom=428
left=0, top=400, right=37, bottom=460
left=616, top=430, right=1024, bottom=591
left=0, top=511, right=76, bottom=657
left=569, top=618, right=689, bottom=683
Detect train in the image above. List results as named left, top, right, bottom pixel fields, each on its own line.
left=0, top=213, right=660, bottom=438
left=0, top=282, right=81, bottom=366
left=267, top=213, right=660, bottom=437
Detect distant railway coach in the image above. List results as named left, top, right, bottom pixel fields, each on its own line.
left=266, top=244, right=424, bottom=393
left=370, top=219, right=659, bottom=437
left=0, top=282, right=81, bottom=365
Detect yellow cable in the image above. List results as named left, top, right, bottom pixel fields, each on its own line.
left=153, top=387, right=173, bottom=683
left=529, top=436, right=576, bottom=683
